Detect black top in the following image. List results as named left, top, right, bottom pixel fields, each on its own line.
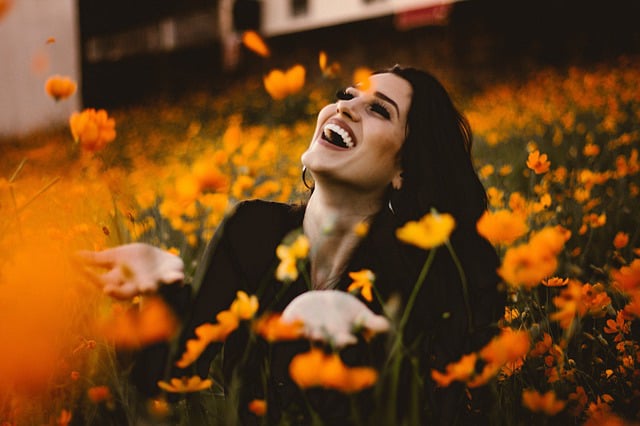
left=133, top=199, right=503, bottom=425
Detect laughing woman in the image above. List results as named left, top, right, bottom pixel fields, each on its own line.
left=81, top=66, right=504, bottom=425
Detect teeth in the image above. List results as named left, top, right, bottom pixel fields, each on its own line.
left=323, top=123, right=354, bottom=148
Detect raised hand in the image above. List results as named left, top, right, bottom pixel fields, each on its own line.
left=77, top=243, right=184, bottom=300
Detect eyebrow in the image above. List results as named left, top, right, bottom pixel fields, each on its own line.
left=374, top=91, right=400, bottom=116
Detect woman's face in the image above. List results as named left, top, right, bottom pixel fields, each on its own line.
left=302, top=73, right=412, bottom=194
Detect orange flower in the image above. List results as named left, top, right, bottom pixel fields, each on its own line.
left=499, top=226, right=569, bottom=289
left=319, top=51, right=341, bottom=78
left=175, top=311, right=239, bottom=368
left=613, top=232, right=629, bottom=249
left=97, top=297, right=178, bottom=349
left=248, top=399, right=267, bottom=416
left=347, top=269, right=375, bottom=302
left=56, top=409, right=72, bottom=426
left=568, top=386, right=588, bottom=417
left=611, top=259, right=640, bottom=293
left=530, top=332, right=553, bottom=357
left=521, top=389, right=566, bottom=416
left=254, top=313, right=303, bottom=342
left=396, top=210, right=455, bottom=250
left=476, top=209, right=528, bottom=246
left=526, top=150, right=551, bottom=174
left=263, top=65, right=305, bottom=100
left=289, top=348, right=378, bottom=393
left=353, top=67, right=373, bottom=90
left=583, top=143, right=601, bottom=156
left=604, top=311, right=630, bottom=342
left=241, top=30, right=270, bottom=57
left=469, top=328, right=530, bottom=387
left=87, top=385, right=112, bottom=403
left=431, top=353, right=478, bottom=387
left=542, top=276, right=569, bottom=287
left=44, top=75, right=77, bottom=101
left=157, top=376, right=212, bottom=393
left=69, top=108, right=116, bottom=152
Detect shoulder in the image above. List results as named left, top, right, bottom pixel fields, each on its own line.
left=226, top=199, right=304, bottom=232
left=221, top=199, right=305, bottom=257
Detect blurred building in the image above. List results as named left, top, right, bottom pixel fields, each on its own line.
left=0, top=0, right=453, bottom=137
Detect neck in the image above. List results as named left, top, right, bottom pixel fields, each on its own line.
left=303, top=181, right=385, bottom=289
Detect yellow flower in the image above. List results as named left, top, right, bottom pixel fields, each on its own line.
left=263, top=65, right=305, bottom=100
left=526, top=150, right=551, bottom=174
left=230, top=290, right=259, bottom=320
left=478, top=164, right=494, bottom=179
left=396, top=210, right=455, bottom=250
left=241, top=30, right=270, bottom=57
left=44, top=75, right=77, bottom=101
left=319, top=51, right=341, bottom=78
left=353, top=221, right=370, bottom=237
left=522, top=389, right=566, bottom=416
left=275, top=234, right=310, bottom=282
left=69, top=108, right=116, bottom=152
left=347, top=269, right=375, bottom=302
left=476, top=209, right=528, bottom=246
left=157, top=376, right=213, bottom=393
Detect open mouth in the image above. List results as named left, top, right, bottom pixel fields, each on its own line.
left=322, top=123, right=354, bottom=149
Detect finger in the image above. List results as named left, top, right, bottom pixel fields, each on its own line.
left=104, top=282, right=138, bottom=300
left=100, top=268, right=125, bottom=289
left=358, top=313, right=390, bottom=333
left=159, top=270, right=185, bottom=284
left=75, top=249, right=115, bottom=268
left=77, top=264, right=108, bottom=289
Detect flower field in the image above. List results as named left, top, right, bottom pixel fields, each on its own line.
left=1, top=27, right=639, bottom=425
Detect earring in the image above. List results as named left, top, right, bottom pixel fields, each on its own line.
left=302, top=166, right=314, bottom=190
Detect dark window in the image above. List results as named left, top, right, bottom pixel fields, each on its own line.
left=291, top=0, right=308, bottom=16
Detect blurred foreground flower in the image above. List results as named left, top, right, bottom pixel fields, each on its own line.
left=176, top=291, right=257, bottom=368
left=263, top=65, right=305, bottom=100
left=96, top=297, right=178, bottom=348
left=44, top=75, right=77, bottom=101
left=289, top=347, right=378, bottom=393
left=275, top=233, right=310, bottom=282
left=241, top=30, right=270, bottom=57
left=87, top=385, right=112, bottom=403
left=56, top=409, right=72, bottom=426
left=69, top=108, right=116, bottom=152
left=353, top=67, right=373, bottom=90
left=248, top=399, right=267, bottom=416
left=521, top=389, right=566, bottom=415
left=396, top=210, right=455, bottom=250
left=282, top=290, right=389, bottom=348
left=0, top=0, right=12, bottom=21
left=157, top=376, right=212, bottom=393
left=254, top=313, right=304, bottom=342
left=476, top=209, right=528, bottom=245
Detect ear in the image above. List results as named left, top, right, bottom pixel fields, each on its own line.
left=391, top=171, right=403, bottom=190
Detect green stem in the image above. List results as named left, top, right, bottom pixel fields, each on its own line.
left=398, top=248, right=437, bottom=334
left=445, top=241, right=474, bottom=334
left=15, top=176, right=61, bottom=214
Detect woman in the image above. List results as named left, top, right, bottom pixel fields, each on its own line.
left=83, top=66, right=503, bottom=425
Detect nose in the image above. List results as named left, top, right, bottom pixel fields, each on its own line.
left=336, top=99, right=360, bottom=121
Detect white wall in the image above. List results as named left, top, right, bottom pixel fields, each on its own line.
left=0, top=0, right=81, bottom=137
left=261, top=0, right=455, bottom=36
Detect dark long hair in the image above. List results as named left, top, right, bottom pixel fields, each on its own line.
left=383, top=66, right=488, bottom=233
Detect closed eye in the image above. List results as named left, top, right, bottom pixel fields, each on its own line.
left=335, top=89, right=354, bottom=101
left=371, top=102, right=391, bottom=119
